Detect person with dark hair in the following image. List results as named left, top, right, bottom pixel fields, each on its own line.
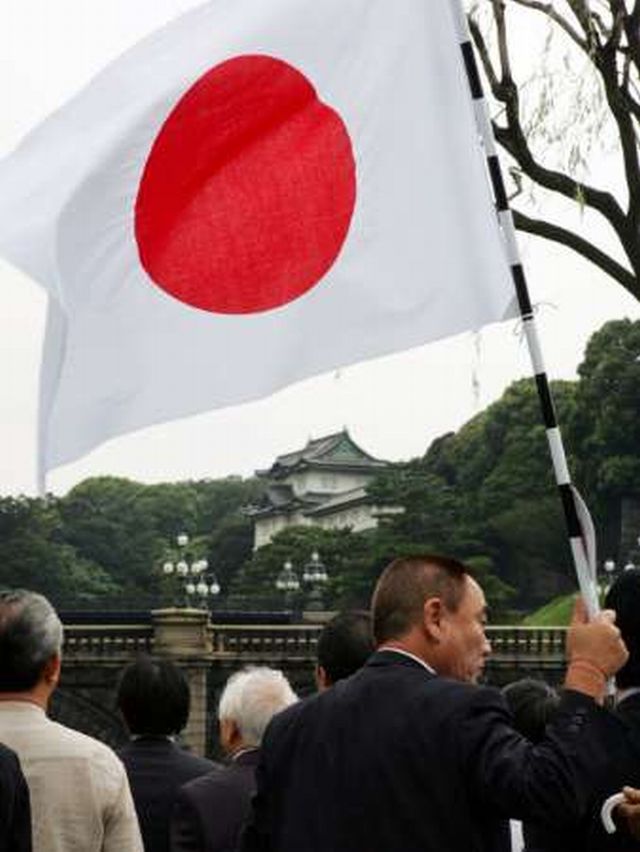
left=0, top=589, right=142, bottom=852
left=606, top=568, right=640, bottom=709
left=117, top=656, right=218, bottom=852
left=241, top=553, right=630, bottom=852
left=315, top=610, right=374, bottom=690
left=592, top=568, right=640, bottom=848
left=0, top=742, right=31, bottom=852
left=502, top=679, right=566, bottom=852
left=502, top=678, right=561, bottom=744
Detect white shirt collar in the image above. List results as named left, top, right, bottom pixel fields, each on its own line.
left=0, top=699, right=46, bottom=715
left=377, top=646, right=436, bottom=675
left=231, top=746, right=259, bottom=762
left=616, top=686, right=640, bottom=706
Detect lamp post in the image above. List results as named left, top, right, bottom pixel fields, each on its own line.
left=161, top=533, right=221, bottom=610
left=275, top=559, right=300, bottom=609
left=302, top=550, right=329, bottom=611
left=274, top=552, right=330, bottom=613
left=627, top=534, right=640, bottom=571
left=601, top=558, right=617, bottom=597
left=601, top=537, right=640, bottom=597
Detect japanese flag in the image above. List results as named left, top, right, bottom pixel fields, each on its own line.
left=0, top=0, right=516, bottom=477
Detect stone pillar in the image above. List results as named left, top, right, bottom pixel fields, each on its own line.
left=151, top=608, right=212, bottom=757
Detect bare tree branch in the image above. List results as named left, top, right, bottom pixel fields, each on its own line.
left=469, top=1, right=640, bottom=300
left=494, top=115, right=625, bottom=232
left=513, top=209, right=639, bottom=295
left=595, top=34, right=640, bottom=215
left=566, top=0, right=601, bottom=45
left=506, top=0, right=588, bottom=48
left=467, top=16, right=502, bottom=91
left=492, top=0, right=515, bottom=83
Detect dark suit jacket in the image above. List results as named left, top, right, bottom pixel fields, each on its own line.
left=579, top=691, right=640, bottom=851
left=519, top=692, right=640, bottom=852
left=241, top=650, right=629, bottom=852
left=615, top=690, right=640, bottom=735
left=118, top=736, right=217, bottom=852
left=171, top=749, right=259, bottom=852
left=0, top=743, right=31, bottom=852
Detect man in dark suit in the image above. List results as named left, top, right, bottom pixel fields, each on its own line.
left=117, top=656, right=217, bottom=852
left=241, top=553, right=630, bottom=852
left=171, top=667, right=297, bottom=852
left=0, top=742, right=31, bottom=852
left=606, top=567, right=640, bottom=732
left=587, top=568, right=640, bottom=848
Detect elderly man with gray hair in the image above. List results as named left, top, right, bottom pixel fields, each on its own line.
left=170, top=666, right=297, bottom=852
left=0, top=589, right=143, bottom=852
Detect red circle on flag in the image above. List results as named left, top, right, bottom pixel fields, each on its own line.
left=134, top=55, right=356, bottom=314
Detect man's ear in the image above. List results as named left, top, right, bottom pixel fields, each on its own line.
left=42, top=654, right=61, bottom=688
left=219, top=718, right=242, bottom=754
left=315, top=665, right=331, bottom=692
left=422, top=597, right=445, bottom=641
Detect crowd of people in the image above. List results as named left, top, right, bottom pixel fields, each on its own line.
left=1, top=555, right=640, bottom=851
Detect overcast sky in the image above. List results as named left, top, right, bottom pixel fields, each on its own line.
left=1, top=0, right=639, bottom=497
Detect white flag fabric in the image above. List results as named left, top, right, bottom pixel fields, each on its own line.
left=0, top=0, right=517, bottom=475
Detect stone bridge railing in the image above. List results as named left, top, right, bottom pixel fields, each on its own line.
left=62, top=616, right=567, bottom=669
left=209, top=623, right=321, bottom=661
left=63, top=624, right=154, bottom=659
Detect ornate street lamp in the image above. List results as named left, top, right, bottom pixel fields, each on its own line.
left=161, top=533, right=221, bottom=609
left=302, top=551, right=329, bottom=584
left=301, top=550, right=329, bottom=612
left=600, top=558, right=617, bottom=598
left=275, top=552, right=331, bottom=611
left=275, top=559, right=300, bottom=594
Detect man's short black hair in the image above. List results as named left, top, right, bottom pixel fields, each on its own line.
left=116, top=656, right=190, bottom=736
left=502, top=678, right=560, bottom=744
left=317, top=611, right=374, bottom=685
left=605, top=568, right=640, bottom=689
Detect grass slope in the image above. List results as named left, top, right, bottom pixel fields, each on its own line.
left=522, top=594, right=576, bottom=626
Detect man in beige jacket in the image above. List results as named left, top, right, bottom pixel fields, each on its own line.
left=0, top=589, right=143, bottom=852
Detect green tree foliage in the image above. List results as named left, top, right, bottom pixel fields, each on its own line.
left=0, top=496, right=117, bottom=603
left=569, top=319, right=640, bottom=500
left=55, top=475, right=263, bottom=601
left=229, top=526, right=374, bottom=608
left=59, top=477, right=160, bottom=592
left=206, top=514, right=255, bottom=590
left=427, top=379, right=577, bottom=515
left=366, top=378, right=578, bottom=611
left=568, top=318, right=640, bottom=557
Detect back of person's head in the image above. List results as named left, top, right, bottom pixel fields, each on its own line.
left=0, top=589, right=63, bottom=692
left=371, top=554, right=468, bottom=645
left=117, top=656, right=190, bottom=736
left=218, top=666, right=297, bottom=748
left=605, top=568, right=640, bottom=689
left=316, top=610, right=374, bottom=687
left=502, top=678, right=560, bottom=743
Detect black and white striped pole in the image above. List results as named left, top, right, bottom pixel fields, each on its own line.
left=449, top=0, right=600, bottom=618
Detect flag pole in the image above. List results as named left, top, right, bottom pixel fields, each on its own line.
left=449, top=1, right=600, bottom=618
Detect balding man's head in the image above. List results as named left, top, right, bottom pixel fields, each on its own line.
left=372, top=555, right=467, bottom=645
left=371, top=555, right=490, bottom=683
